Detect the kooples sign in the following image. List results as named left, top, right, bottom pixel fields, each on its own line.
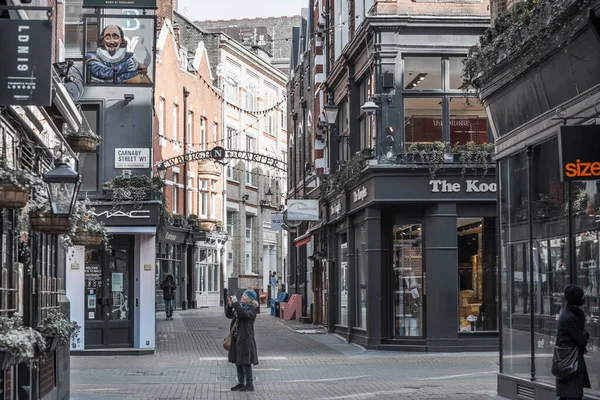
left=429, top=179, right=497, bottom=193
left=0, top=20, right=52, bottom=106
left=559, top=125, right=600, bottom=182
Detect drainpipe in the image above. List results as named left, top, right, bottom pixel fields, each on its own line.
left=182, top=87, right=191, bottom=309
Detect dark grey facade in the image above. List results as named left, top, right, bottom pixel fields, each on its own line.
left=478, top=1, right=600, bottom=398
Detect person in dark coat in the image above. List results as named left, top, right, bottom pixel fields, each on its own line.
left=556, top=284, right=591, bottom=400
left=226, top=289, right=259, bottom=392
left=160, top=274, right=177, bottom=320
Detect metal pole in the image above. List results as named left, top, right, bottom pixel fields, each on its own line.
left=526, top=145, right=535, bottom=381
left=182, top=87, right=190, bottom=309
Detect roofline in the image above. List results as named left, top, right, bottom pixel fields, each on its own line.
left=220, top=37, right=288, bottom=83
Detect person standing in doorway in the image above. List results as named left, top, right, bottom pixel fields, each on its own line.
left=226, top=290, right=259, bottom=392
left=160, top=273, right=177, bottom=320
left=270, top=272, right=279, bottom=301
left=556, top=284, right=590, bottom=400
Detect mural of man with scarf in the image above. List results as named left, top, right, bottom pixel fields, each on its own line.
left=86, top=24, right=151, bottom=84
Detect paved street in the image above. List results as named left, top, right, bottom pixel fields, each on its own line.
left=71, top=306, right=505, bottom=399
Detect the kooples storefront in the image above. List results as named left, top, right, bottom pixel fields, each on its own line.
left=67, top=202, right=160, bottom=353
left=326, top=169, right=498, bottom=351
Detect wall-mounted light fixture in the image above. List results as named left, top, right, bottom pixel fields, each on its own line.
left=124, top=93, right=135, bottom=103
left=242, top=194, right=250, bottom=204
left=260, top=187, right=274, bottom=210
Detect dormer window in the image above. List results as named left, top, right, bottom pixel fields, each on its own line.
left=180, top=48, right=188, bottom=70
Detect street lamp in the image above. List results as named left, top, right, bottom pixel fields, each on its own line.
left=323, top=97, right=339, bottom=125
left=43, top=158, right=81, bottom=217
left=361, top=99, right=379, bottom=116
left=157, top=162, right=167, bottom=180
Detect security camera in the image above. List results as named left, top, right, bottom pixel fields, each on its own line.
left=124, top=94, right=135, bottom=103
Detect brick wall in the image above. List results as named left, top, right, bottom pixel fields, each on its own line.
left=154, top=20, right=223, bottom=220
left=39, top=352, right=55, bottom=398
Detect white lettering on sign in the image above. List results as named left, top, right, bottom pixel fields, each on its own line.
left=429, top=180, right=497, bottom=193
left=330, top=202, right=342, bottom=216
left=353, top=187, right=368, bottom=203
left=164, top=232, right=177, bottom=241
left=93, top=210, right=150, bottom=219
left=115, top=148, right=150, bottom=169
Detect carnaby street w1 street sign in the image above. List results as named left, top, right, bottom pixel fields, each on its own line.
left=0, top=20, right=52, bottom=106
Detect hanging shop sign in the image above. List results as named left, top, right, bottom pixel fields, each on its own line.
left=558, top=125, right=600, bottom=181
left=271, top=214, right=284, bottom=230
left=83, top=0, right=157, bottom=8
left=0, top=20, right=52, bottom=106
left=115, top=148, right=150, bottom=168
left=286, top=200, right=319, bottom=221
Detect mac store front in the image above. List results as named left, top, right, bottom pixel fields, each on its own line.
left=325, top=168, right=498, bottom=351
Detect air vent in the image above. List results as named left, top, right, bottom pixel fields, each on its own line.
left=516, top=384, right=535, bottom=400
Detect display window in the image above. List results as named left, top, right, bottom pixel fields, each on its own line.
left=355, top=225, right=367, bottom=329
left=393, top=224, right=423, bottom=337
left=457, top=218, right=497, bottom=332
left=338, top=235, right=348, bottom=326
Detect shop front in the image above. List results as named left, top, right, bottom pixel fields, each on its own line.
left=156, top=227, right=188, bottom=311
left=193, top=229, right=227, bottom=308
left=326, top=168, right=498, bottom=351
left=67, top=202, right=160, bottom=353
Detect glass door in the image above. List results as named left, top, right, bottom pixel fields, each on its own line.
left=393, top=224, right=424, bottom=337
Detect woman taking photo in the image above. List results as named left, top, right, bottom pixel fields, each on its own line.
left=226, top=290, right=259, bottom=392
left=556, top=285, right=591, bottom=400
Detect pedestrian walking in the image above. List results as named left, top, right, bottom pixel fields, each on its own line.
left=555, top=284, right=591, bottom=400
left=270, top=271, right=279, bottom=301
left=226, top=289, right=259, bottom=392
left=160, top=273, right=177, bottom=321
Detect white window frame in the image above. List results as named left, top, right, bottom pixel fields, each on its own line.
left=200, top=118, right=206, bottom=151
left=188, top=176, right=193, bottom=214
left=227, top=211, right=235, bottom=236
left=180, top=48, right=188, bottom=70
left=172, top=104, right=180, bottom=152
left=246, top=85, right=256, bottom=110
left=245, top=215, right=253, bottom=274
left=198, top=178, right=208, bottom=218
left=158, top=97, right=166, bottom=147
left=245, top=135, right=256, bottom=186
left=172, top=172, right=179, bottom=214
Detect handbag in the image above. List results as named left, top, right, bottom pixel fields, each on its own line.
left=223, top=332, right=232, bottom=351
left=551, top=346, right=579, bottom=381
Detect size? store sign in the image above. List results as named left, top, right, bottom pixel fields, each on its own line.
left=559, top=125, right=600, bottom=181
left=115, top=148, right=150, bottom=169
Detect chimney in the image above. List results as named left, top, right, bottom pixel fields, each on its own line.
left=173, top=23, right=181, bottom=46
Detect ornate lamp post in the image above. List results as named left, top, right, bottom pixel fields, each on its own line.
left=43, top=158, right=81, bottom=217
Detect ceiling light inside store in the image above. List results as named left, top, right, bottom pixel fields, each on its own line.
left=405, top=73, right=428, bottom=89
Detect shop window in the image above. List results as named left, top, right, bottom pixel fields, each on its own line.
left=338, top=235, right=348, bottom=326
left=403, top=56, right=442, bottom=90
left=404, top=98, right=443, bottom=151
left=457, top=218, right=497, bottom=332
left=393, top=224, right=424, bottom=337
left=355, top=225, right=367, bottom=329
left=449, top=97, right=488, bottom=145
left=449, top=56, right=467, bottom=90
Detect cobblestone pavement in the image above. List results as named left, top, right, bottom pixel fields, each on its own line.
left=71, top=306, right=506, bottom=400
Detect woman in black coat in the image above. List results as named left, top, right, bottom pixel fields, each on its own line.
left=225, top=289, right=259, bottom=392
left=556, top=285, right=591, bottom=400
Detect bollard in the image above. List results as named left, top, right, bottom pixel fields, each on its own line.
left=254, top=288, right=261, bottom=313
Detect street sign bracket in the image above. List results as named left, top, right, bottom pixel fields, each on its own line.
left=0, top=5, right=53, bottom=19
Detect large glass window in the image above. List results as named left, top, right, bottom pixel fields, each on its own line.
left=404, top=98, right=443, bottom=150
left=449, top=97, right=488, bottom=145
left=457, top=218, right=497, bottom=332
left=403, top=57, right=442, bottom=90
left=393, top=224, right=424, bottom=337
left=449, top=56, right=467, bottom=89
left=338, top=235, right=348, bottom=326
left=355, top=225, right=367, bottom=329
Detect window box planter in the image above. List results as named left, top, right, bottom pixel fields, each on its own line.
left=0, top=183, right=29, bottom=209
left=198, top=219, right=218, bottom=231
left=66, top=136, right=98, bottom=153
left=30, top=212, right=70, bottom=235
left=71, top=231, right=103, bottom=247
left=44, top=335, right=59, bottom=352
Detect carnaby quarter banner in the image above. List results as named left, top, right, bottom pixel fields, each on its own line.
left=0, top=20, right=52, bottom=107
left=83, top=0, right=157, bottom=8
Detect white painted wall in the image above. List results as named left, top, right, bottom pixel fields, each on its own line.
left=66, top=246, right=85, bottom=350
left=134, top=234, right=156, bottom=349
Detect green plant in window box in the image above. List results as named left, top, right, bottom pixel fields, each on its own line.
left=103, top=175, right=165, bottom=208
left=61, top=198, right=111, bottom=250
left=173, top=213, right=187, bottom=227
left=451, top=141, right=495, bottom=177
left=36, top=309, right=81, bottom=351
left=0, top=314, right=46, bottom=364
left=406, top=141, right=448, bottom=178
left=325, top=148, right=374, bottom=194
left=187, top=214, right=199, bottom=229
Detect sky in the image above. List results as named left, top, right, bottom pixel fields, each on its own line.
left=178, top=0, right=307, bottom=21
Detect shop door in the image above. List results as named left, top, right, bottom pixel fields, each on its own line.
left=84, top=237, right=134, bottom=348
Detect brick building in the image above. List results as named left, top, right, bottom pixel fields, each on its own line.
left=154, top=17, right=225, bottom=309
left=287, top=0, right=498, bottom=351
left=196, top=16, right=303, bottom=75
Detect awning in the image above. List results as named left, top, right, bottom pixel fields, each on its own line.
left=295, top=235, right=312, bottom=248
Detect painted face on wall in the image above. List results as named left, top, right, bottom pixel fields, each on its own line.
left=102, top=25, right=122, bottom=55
